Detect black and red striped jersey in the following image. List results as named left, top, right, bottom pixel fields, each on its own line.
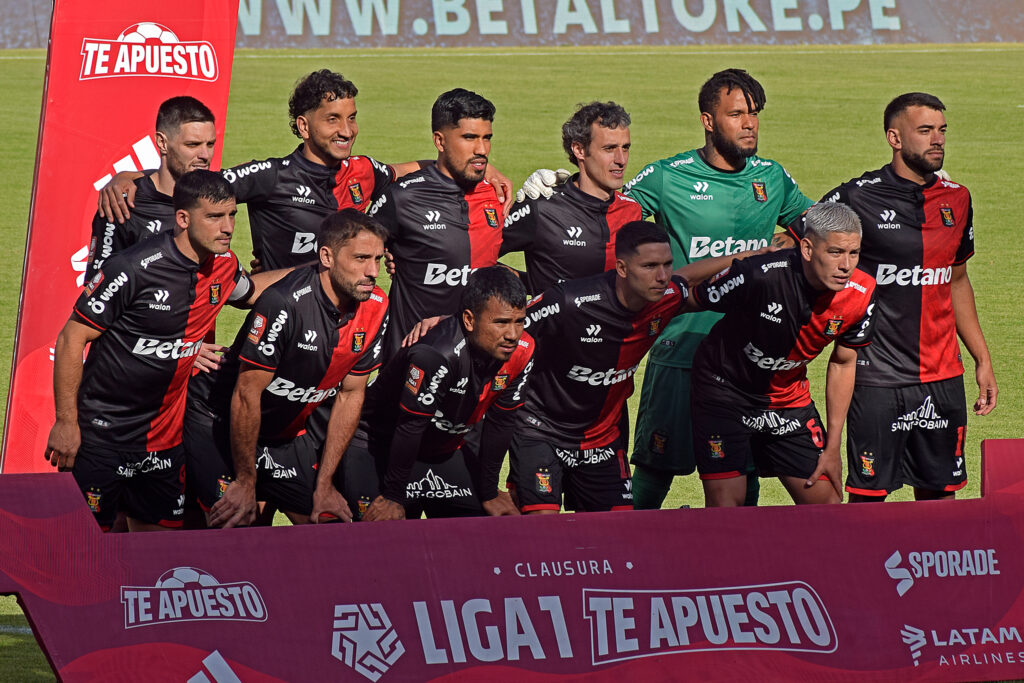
left=692, top=249, right=877, bottom=409
left=73, top=232, right=249, bottom=451
left=359, top=316, right=533, bottom=502
left=368, top=164, right=504, bottom=359
left=805, top=165, right=973, bottom=387
left=86, top=173, right=175, bottom=281
left=519, top=270, right=687, bottom=449
left=224, top=148, right=394, bottom=270
left=499, top=177, right=642, bottom=294
left=187, top=265, right=388, bottom=442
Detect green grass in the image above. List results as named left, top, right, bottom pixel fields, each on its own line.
left=1, top=44, right=1023, bottom=677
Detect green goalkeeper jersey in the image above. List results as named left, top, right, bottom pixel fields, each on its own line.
left=624, top=149, right=812, bottom=368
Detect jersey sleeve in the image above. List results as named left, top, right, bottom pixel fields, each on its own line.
left=499, top=198, right=539, bottom=255
left=72, top=255, right=136, bottom=331
left=398, top=345, right=453, bottom=416
left=237, top=290, right=294, bottom=371
left=954, top=196, right=975, bottom=264
left=838, top=291, right=877, bottom=348
left=222, top=159, right=278, bottom=203
left=493, top=350, right=533, bottom=412
left=691, top=258, right=754, bottom=313
left=776, top=164, right=814, bottom=227
left=351, top=312, right=389, bottom=375
left=523, top=285, right=566, bottom=339
left=85, top=213, right=128, bottom=281
left=622, top=162, right=663, bottom=219
left=366, top=156, right=396, bottom=200
left=227, top=259, right=253, bottom=303
left=368, top=185, right=401, bottom=245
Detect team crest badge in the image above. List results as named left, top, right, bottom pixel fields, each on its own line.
left=217, top=478, right=231, bottom=498
left=484, top=207, right=499, bottom=228
left=405, top=365, right=425, bottom=395
left=648, top=317, right=663, bottom=336
left=708, top=438, right=724, bottom=459
left=824, top=318, right=843, bottom=336
left=209, top=282, right=221, bottom=305
left=650, top=431, right=668, bottom=455
left=247, top=314, right=267, bottom=344
left=84, top=271, right=104, bottom=295
left=352, top=331, right=366, bottom=352
left=752, top=181, right=768, bottom=203
left=860, top=453, right=875, bottom=477
left=358, top=497, right=372, bottom=518
left=348, top=182, right=364, bottom=205
left=940, top=207, right=955, bottom=227
left=85, top=489, right=101, bottom=513
left=536, top=470, right=552, bottom=493
left=491, top=374, right=509, bottom=391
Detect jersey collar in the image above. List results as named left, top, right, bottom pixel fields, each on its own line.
left=564, top=174, right=616, bottom=210
left=288, top=145, right=338, bottom=181
left=307, top=264, right=359, bottom=325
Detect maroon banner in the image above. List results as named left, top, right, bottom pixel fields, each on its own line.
left=1, top=439, right=1023, bottom=681
left=1, top=1, right=239, bottom=473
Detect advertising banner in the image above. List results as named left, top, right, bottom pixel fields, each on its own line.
left=1, top=439, right=1023, bottom=681
left=1, top=1, right=239, bottom=473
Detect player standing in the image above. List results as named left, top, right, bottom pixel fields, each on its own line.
left=86, top=96, right=216, bottom=279
left=500, top=101, right=641, bottom=294
left=185, top=210, right=389, bottom=528
left=690, top=203, right=876, bottom=506
left=343, top=267, right=533, bottom=521
left=801, top=93, right=997, bottom=501
left=624, top=69, right=814, bottom=509
left=369, top=88, right=506, bottom=360
left=44, top=171, right=287, bottom=531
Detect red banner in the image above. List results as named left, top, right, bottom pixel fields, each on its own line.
left=1, top=439, right=1023, bottom=681
left=1, top=1, right=239, bottom=473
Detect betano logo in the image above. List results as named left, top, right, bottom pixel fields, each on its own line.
left=121, top=567, right=267, bottom=629
left=80, top=22, right=219, bottom=82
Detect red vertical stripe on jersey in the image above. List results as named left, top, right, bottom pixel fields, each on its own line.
left=918, top=184, right=969, bottom=383
left=279, top=298, right=387, bottom=438
left=466, top=182, right=504, bottom=268
left=580, top=290, right=683, bottom=450
left=146, top=256, right=238, bottom=451
left=602, top=195, right=643, bottom=272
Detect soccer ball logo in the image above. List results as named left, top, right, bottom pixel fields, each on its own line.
left=117, top=22, right=179, bottom=44
left=155, top=566, right=220, bottom=588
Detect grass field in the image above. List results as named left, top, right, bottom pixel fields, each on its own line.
left=1, top=44, right=1023, bottom=678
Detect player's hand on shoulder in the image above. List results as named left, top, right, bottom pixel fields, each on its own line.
left=194, top=343, right=227, bottom=373
left=208, top=480, right=258, bottom=528
left=311, top=484, right=353, bottom=523
left=44, top=419, right=80, bottom=472
left=249, top=255, right=264, bottom=274
left=97, top=171, right=143, bottom=223
left=363, top=496, right=405, bottom=521
left=515, top=168, right=572, bottom=203
left=485, top=165, right=514, bottom=214
left=384, top=249, right=396, bottom=277
left=402, top=316, right=446, bottom=347
left=482, top=491, right=521, bottom=516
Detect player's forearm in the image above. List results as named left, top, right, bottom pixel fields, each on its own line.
left=380, top=415, right=428, bottom=504
left=473, top=409, right=517, bottom=500
left=52, top=330, right=86, bottom=425
left=229, top=390, right=262, bottom=485
left=389, top=160, right=430, bottom=178
left=243, top=267, right=297, bottom=306
left=951, top=270, right=993, bottom=367
left=824, top=350, right=857, bottom=451
left=316, top=388, right=364, bottom=488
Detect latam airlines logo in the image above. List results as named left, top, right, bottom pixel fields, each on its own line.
left=121, top=567, right=267, bottom=629
left=899, top=621, right=1023, bottom=669
left=80, top=23, right=219, bottom=82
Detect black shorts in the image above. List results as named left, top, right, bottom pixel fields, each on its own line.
left=72, top=442, right=186, bottom=530
left=341, top=434, right=483, bottom=520
left=508, top=433, right=633, bottom=513
left=846, top=376, right=968, bottom=496
left=184, top=406, right=325, bottom=516
left=692, top=399, right=826, bottom=481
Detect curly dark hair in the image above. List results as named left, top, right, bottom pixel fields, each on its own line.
left=561, top=101, right=631, bottom=167
left=288, top=70, right=358, bottom=138
left=697, top=68, right=766, bottom=115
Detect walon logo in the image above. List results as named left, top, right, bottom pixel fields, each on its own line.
left=80, top=22, right=219, bottom=82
